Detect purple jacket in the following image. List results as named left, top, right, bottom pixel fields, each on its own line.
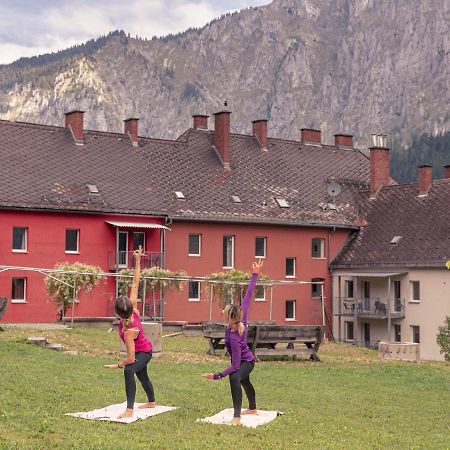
left=215, top=272, right=258, bottom=379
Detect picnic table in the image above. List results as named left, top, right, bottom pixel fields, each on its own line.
left=202, top=321, right=324, bottom=361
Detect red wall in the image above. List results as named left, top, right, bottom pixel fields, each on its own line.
left=0, top=210, right=163, bottom=323
left=164, top=221, right=350, bottom=332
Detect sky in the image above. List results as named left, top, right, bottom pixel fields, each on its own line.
left=0, top=0, right=270, bottom=65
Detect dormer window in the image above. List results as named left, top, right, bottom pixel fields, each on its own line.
left=175, top=191, right=185, bottom=200
left=275, top=197, right=290, bottom=208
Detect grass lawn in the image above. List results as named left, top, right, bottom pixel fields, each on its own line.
left=0, top=327, right=449, bottom=449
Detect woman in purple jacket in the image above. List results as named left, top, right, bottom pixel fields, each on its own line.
left=204, top=259, right=263, bottom=425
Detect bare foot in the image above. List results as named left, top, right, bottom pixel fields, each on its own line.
left=241, top=409, right=258, bottom=415
left=138, top=402, right=156, bottom=409
left=117, top=408, right=133, bottom=419
left=230, top=417, right=241, bottom=425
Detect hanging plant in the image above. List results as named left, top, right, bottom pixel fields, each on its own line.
left=45, top=262, right=105, bottom=319
left=205, top=269, right=269, bottom=308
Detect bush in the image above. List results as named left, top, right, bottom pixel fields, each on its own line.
left=436, top=316, right=450, bottom=361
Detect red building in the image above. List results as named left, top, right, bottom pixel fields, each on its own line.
left=0, top=110, right=370, bottom=330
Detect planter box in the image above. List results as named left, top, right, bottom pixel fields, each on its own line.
left=378, top=342, right=420, bottom=363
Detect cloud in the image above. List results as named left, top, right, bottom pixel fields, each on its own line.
left=0, top=0, right=270, bottom=64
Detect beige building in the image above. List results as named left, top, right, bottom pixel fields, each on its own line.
left=330, top=151, right=450, bottom=361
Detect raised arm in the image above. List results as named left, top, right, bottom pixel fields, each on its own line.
left=129, top=245, right=143, bottom=310
left=241, top=259, right=264, bottom=324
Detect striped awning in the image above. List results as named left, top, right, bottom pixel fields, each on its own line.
left=333, top=272, right=405, bottom=277
left=106, top=221, right=170, bottom=230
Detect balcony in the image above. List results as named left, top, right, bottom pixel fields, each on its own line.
left=336, top=297, right=405, bottom=319
left=108, top=251, right=165, bottom=271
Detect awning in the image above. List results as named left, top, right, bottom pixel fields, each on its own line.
left=333, top=272, right=405, bottom=278
left=106, top=220, right=170, bottom=230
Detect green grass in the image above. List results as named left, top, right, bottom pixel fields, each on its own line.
left=0, top=328, right=449, bottom=449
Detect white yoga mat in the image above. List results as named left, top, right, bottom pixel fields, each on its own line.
left=67, top=402, right=176, bottom=423
left=198, top=408, right=282, bottom=428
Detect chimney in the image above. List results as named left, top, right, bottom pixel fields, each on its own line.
left=124, top=118, right=139, bottom=145
left=64, top=110, right=84, bottom=143
left=214, top=110, right=231, bottom=168
left=252, top=119, right=268, bottom=148
left=418, top=164, right=432, bottom=195
left=369, top=144, right=390, bottom=195
left=301, top=128, right=321, bottom=144
left=444, top=164, right=450, bottom=179
left=192, top=114, right=209, bottom=130
left=334, top=134, right=353, bottom=147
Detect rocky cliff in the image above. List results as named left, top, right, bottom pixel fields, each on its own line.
left=0, top=0, right=449, bottom=149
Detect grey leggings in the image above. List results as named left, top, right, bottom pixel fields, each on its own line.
left=229, top=360, right=256, bottom=418
left=124, top=351, right=155, bottom=409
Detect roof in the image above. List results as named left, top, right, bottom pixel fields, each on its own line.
left=331, top=180, right=450, bottom=269
left=0, top=119, right=370, bottom=227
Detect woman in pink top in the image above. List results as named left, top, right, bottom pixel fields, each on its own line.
left=104, top=246, right=155, bottom=419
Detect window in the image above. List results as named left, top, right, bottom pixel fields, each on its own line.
left=174, top=191, right=185, bottom=199
left=311, top=238, right=325, bottom=258
left=285, top=257, right=296, bottom=278
left=12, top=227, right=27, bottom=252
left=311, top=278, right=324, bottom=297
left=275, top=198, right=290, bottom=208
left=118, top=231, right=128, bottom=267
left=344, top=321, right=354, bottom=340
left=133, top=232, right=145, bottom=251
left=394, top=324, right=401, bottom=342
left=65, top=229, right=79, bottom=253
left=231, top=195, right=242, bottom=203
left=223, top=236, right=234, bottom=268
left=410, top=281, right=420, bottom=301
left=394, top=280, right=402, bottom=312
left=12, top=278, right=26, bottom=302
left=255, top=237, right=266, bottom=258
left=255, top=285, right=265, bottom=301
left=86, top=184, right=99, bottom=194
left=345, top=280, right=354, bottom=299
left=411, top=325, right=420, bottom=343
left=285, top=300, right=296, bottom=321
left=188, top=281, right=200, bottom=301
left=188, top=234, right=201, bottom=256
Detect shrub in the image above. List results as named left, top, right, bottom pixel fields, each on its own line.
left=436, top=316, right=450, bottom=361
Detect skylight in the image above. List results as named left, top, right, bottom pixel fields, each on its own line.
left=231, top=195, right=242, bottom=203
left=390, top=236, right=402, bottom=245
left=275, top=197, right=290, bottom=208
left=175, top=191, right=185, bottom=199
left=87, top=184, right=99, bottom=194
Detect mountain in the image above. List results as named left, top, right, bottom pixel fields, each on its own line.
left=0, top=0, right=449, bottom=155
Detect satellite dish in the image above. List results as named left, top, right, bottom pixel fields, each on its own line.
left=327, top=181, right=341, bottom=197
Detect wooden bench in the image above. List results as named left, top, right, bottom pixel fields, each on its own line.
left=202, top=321, right=324, bottom=361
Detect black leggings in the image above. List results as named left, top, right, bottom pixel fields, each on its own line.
left=124, top=351, right=155, bottom=409
left=229, top=360, right=256, bottom=418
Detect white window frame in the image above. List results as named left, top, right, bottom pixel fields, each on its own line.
left=311, top=278, right=324, bottom=298
left=285, top=299, right=296, bottom=321
left=409, top=281, right=420, bottom=303
left=255, top=285, right=266, bottom=302
left=133, top=232, right=146, bottom=253
left=393, top=324, right=401, bottom=342
left=11, top=277, right=27, bottom=303
left=255, top=237, right=267, bottom=258
left=188, top=280, right=200, bottom=302
left=12, top=227, right=28, bottom=253
left=345, top=280, right=354, bottom=299
left=285, top=257, right=296, bottom=278
left=65, top=229, right=80, bottom=254
left=223, top=235, right=234, bottom=269
left=411, top=325, right=420, bottom=343
left=311, top=237, right=325, bottom=259
left=118, top=231, right=129, bottom=268
left=188, top=234, right=201, bottom=256
left=344, top=320, right=354, bottom=340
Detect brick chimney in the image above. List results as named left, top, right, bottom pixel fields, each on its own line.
left=301, top=128, right=321, bottom=144
left=418, top=164, right=432, bottom=195
left=214, top=110, right=231, bottom=168
left=124, top=118, right=139, bottom=145
left=192, top=114, right=209, bottom=130
left=444, top=164, right=450, bottom=179
left=369, top=145, right=390, bottom=195
left=64, top=110, right=84, bottom=143
left=334, top=134, right=353, bottom=147
left=252, top=119, right=268, bottom=148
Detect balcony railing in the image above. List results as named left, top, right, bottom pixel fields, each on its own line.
left=108, top=251, right=165, bottom=271
left=336, top=297, right=405, bottom=318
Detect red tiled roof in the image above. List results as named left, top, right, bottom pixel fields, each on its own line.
left=331, top=180, right=450, bottom=268
left=0, top=119, right=370, bottom=227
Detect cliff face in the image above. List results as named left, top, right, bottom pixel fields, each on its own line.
left=0, top=0, right=448, bottom=148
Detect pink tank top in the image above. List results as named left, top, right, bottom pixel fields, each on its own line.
left=119, top=309, right=152, bottom=353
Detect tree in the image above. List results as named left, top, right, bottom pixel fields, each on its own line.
left=436, top=316, right=450, bottom=361
left=45, top=262, right=104, bottom=320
